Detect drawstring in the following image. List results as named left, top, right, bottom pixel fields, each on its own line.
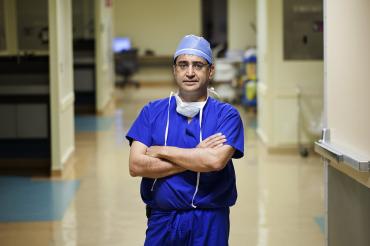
left=151, top=92, right=173, bottom=191
left=191, top=107, right=203, bottom=208
left=164, top=92, right=173, bottom=147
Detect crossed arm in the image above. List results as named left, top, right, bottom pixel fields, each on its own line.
left=129, top=133, right=235, bottom=178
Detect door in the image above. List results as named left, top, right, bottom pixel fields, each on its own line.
left=49, top=0, right=75, bottom=172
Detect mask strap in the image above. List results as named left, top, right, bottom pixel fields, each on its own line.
left=151, top=91, right=173, bottom=192
left=199, top=107, right=203, bottom=141
left=191, top=106, right=203, bottom=208
left=164, top=91, right=173, bottom=146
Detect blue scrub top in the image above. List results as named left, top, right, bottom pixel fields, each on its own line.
left=126, top=96, right=244, bottom=210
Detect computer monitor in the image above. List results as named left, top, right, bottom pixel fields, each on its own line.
left=113, top=37, right=131, bottom=53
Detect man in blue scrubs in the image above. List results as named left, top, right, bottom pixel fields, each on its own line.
left=126, top=34, right=244, bottom=245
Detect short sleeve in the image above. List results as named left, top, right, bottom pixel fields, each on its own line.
left=217, top=107, right=244, bottom=159
left=126, top=105, right=152, bottom=147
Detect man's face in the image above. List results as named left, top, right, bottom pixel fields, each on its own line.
left=173, top=54, right=214, bottom=96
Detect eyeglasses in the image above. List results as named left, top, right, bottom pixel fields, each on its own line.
left=175, top=61, right=209, bottom=72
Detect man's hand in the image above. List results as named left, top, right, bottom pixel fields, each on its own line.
left=146, top=146, right=162, bottom=158
left=197, top=133, right=226, bottom=149
left=129, top=141, right=186, bottom=178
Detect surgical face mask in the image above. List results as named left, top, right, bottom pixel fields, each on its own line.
left=174, top=94, right=207, bottom=118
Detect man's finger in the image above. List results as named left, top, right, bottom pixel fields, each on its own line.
left=209, top=138, right=227, bottom=148
left=207, top=134, right=225, bottom=142
left=203, top=133, right=222, bottom=143
left=214, top=143, right=224, bottom=149
left=207, top=135, right=226, bottom=145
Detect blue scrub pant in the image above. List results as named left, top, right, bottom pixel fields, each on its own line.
left=144, top=207, right=230, bottom=246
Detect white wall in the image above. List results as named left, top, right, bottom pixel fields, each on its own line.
left=257, top=0, right=324, bottom=148
left=113, top=0, right=201, bottom=56
left=326, top=0, right=370, bottom=160
left=228, top=0, right=256, bottom=50
left=0, top=0, right=17, bottom=55
left=16, top=0, right=48, bottom=51
left=323, top=2, right=370, bottom=245
left=1, top=0, right=50, bottom=55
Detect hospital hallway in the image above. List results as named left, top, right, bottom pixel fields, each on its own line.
left=0, top=85, right=325, bottom=246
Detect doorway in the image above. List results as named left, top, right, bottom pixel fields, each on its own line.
left=202, top=0, right=228, bottom=57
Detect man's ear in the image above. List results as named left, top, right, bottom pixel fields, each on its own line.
left=208, top=64, right=215, bottom=79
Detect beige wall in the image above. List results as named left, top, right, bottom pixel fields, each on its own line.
left=326, top=0, right=370, bottom=159
left=113, top=0, right=201, bottom=56
left=228, top=0, right=256, bottom=50
left=257, top=0, right=324, bottom=148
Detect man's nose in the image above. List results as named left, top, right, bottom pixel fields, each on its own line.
left=185, top=66, right=195, bottom=76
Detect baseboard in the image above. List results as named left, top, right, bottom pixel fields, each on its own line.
left=51, top=150, right=76, bottom=178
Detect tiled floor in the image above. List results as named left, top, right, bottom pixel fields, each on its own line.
left=0, top=85, right=325, bottom=246
left=0, top=176, right=80, bottom=222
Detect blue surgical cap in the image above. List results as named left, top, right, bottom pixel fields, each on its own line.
left=174, top=35, right=213, bottom=64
